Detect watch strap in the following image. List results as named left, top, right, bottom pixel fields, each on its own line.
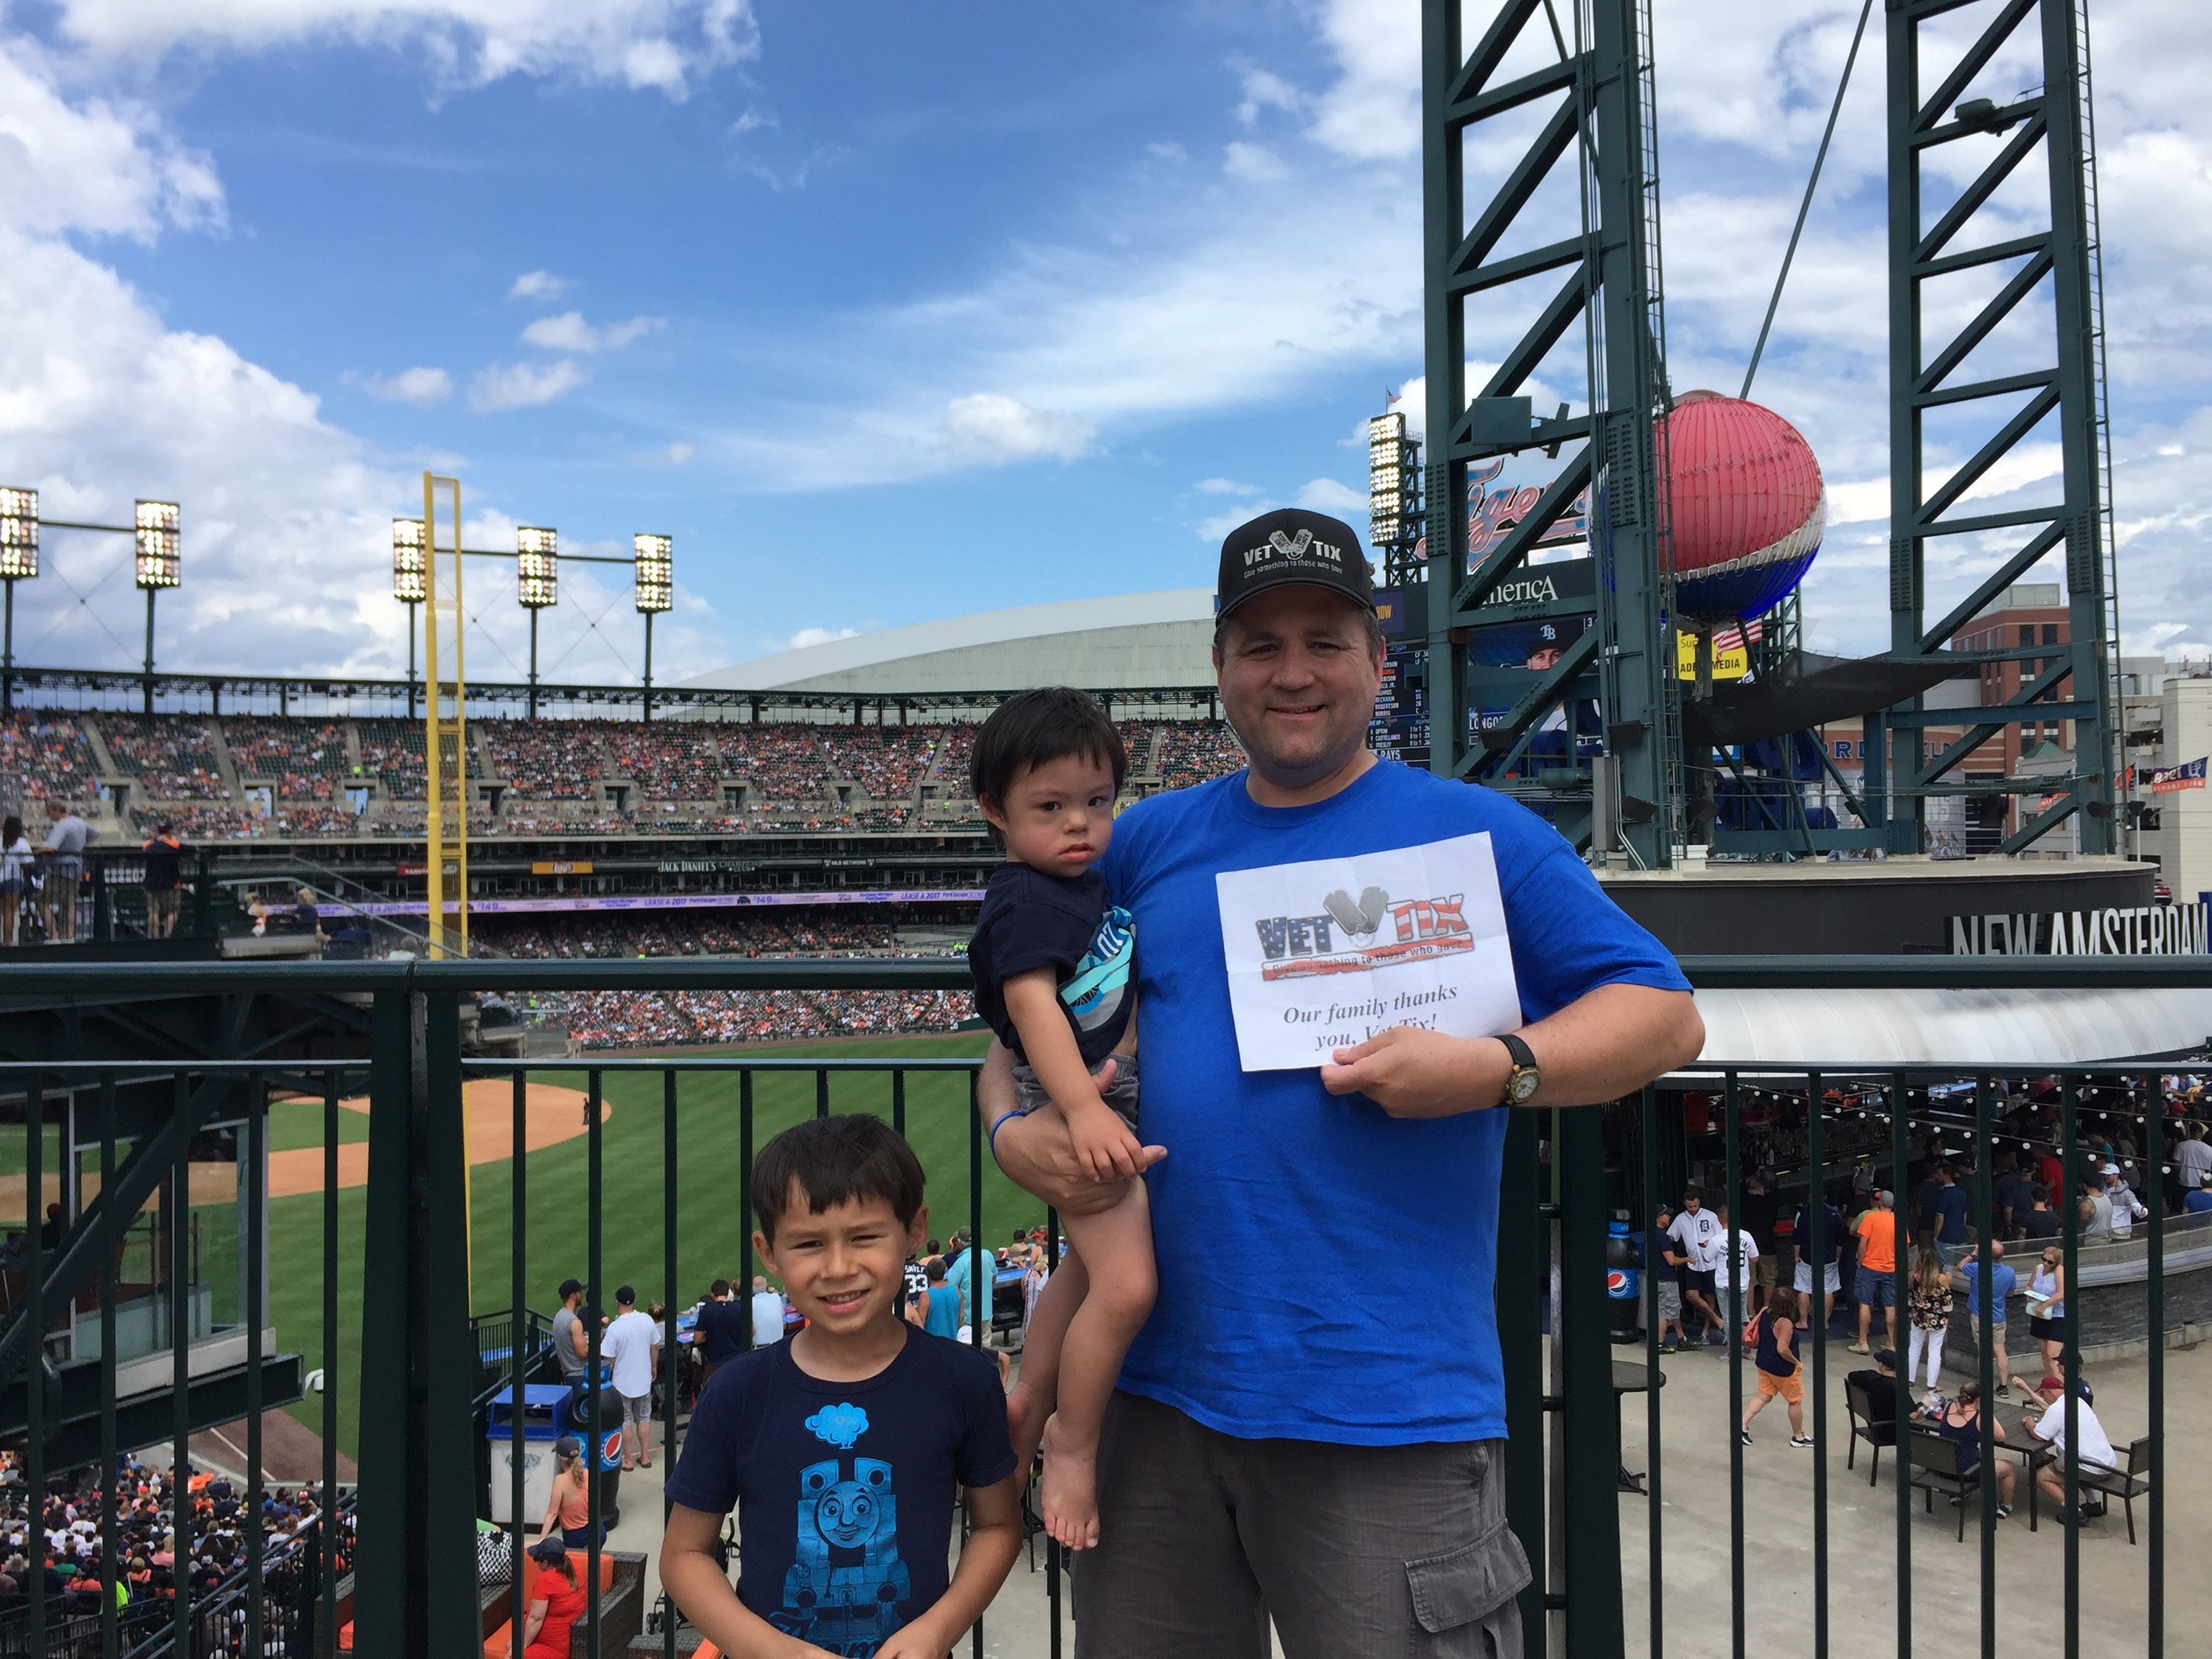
left=1498, top=1032, right=1537, bottom=1071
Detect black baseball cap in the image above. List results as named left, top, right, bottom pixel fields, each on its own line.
left=1215, top=507, right=1373, bottom=625
left=557, top=1278, right=583, bottom=1300
left=615, top=1285, right=636, bottom=1307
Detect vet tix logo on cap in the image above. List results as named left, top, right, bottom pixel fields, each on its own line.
left=1217, top=507, right=1374, bottom=622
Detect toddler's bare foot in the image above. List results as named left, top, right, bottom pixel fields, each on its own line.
left=1006, top=1379, right=1049, bottom=1474
left=1040, top=1414, right=1100, bottom=1551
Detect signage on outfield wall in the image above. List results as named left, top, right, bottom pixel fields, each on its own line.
left=530, top=860, right=593, bottom=875
left=316, top=887, right=983, bottom=918
left=657, top=859, right=759, bottom=874
left=1949, top=903, right=2209, bottom=956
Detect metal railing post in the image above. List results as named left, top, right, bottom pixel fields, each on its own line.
left=1557, top=1102, right=1624, bottom=1659
left=1498, top=1106, right=1546, bottom=1657
left=354, top=981, right=479, bottom=1656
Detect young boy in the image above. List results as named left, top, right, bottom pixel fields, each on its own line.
left=661, top=1116, right=1021, bottom=1659
left=965, top=686, right=1155, bottom=1552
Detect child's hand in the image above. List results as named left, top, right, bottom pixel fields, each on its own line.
left=874, top=1627, right=953, bottom=1659
left=1066, top=1104, right=1147, bottom=1181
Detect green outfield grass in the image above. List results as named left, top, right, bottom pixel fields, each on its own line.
left=254, top=1032, right=1027, bottom=1457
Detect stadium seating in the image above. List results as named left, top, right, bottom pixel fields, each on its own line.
left=0, top=709, right=1251, bottom=837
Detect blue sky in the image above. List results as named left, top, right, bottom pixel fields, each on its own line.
left=0, top=0, right=2205, bottom=685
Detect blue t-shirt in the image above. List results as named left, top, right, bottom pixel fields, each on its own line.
left=922, top=1281, right=963, bottom=1340
left=1934, top=1184, right=1970, bottom=1244
left=967, top=863, right=1134, bottom=1068
left=1099, top=759, right=1690, bottom=1445
left=2182, top=1189, right=2212, bottom=1219
left=1957, top=1259, right=2016, bottom=1321
left=664, top=1327, right=1016, bottom=1657
left=1794, top=1201, right=1846, bottom=1264
left=694, top=1298, right=748, bottom=1363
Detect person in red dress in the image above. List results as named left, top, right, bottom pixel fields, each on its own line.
left=521, top=1534, right=585, bottom=1659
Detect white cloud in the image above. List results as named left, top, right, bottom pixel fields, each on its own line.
left=731, top=105, right=776, bottom=136
left=1198, top=501, right=1278, bottom=542
left=663, top=440, right=696, bottom=465
left=1294, top=477, right=1363, bottom=514
left=0, top=39, right=223, bottom=240
left=507, top=268, right=567, bottom=299
left=364, top=364, right=452, bottom=404
left=1196, top=478, right=1262, bottom=497
left=1237, top=68, right=1307, bottom=128
left=937, top=394, right=1092, bottom=464
left=1223, top=141, right=1287, bottom=183
left=782, top=625, right=860, bottom=651
left=467, top=358, right=587, bottom=411
left=47, top=1, right=762, bottom=98
left=519, top=310, right=664, bottom=352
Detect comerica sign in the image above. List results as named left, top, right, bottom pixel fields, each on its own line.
left=1949, top=904, right=2210, bottom=956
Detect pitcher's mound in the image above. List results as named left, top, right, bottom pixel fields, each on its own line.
left=268, top=1081, right=604, bottom=1199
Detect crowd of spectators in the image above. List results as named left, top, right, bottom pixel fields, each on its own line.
left=480, top=909, right=959, bottom=960
left=0, top=714, right=98, bottom=803
left=225, top=718, right=347, bottom=799
left=353, top=720, right=425, bottom=799
left=608, top=725, right=722, bottom=799
left=97, top=716, right=230, bottom=801
left=481, top=720, right=605, bottom=799
left=0, top=1450, right=352, bottom=1636
left=548, top=987, right=970, bottom=1048
left=129, top=807, right=260, bottom=841
left=1154, top=720, right=1246, bottom=788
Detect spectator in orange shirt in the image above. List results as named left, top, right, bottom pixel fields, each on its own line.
left=1850, top=1189, right=1902, bottom=1355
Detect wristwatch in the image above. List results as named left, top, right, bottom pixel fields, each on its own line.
left=1498, top=1033, right=1542, bottom=1105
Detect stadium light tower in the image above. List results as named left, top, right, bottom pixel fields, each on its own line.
left=134, top=500, right=180, bottom=714
left=0, top=488, right=36, bottom=713
left=516, top=524, right=557, bottom=718
left=1368, top=410, right=1422, bottom=587
left=634, top=532, right=672, bottom=723
left=392, top=517, right=427, bottom=713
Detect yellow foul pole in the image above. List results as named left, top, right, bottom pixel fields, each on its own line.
left=420, top=472, right=475, bottom=1282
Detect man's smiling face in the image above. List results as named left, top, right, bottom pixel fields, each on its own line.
left=1214, top=585, right=1382, bottom=796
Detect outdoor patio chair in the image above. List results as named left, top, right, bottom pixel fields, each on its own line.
left=1844, top=1375, right=1894, bottom=1486
left=2077, top=1436, right=2154, bottom=1545
left=1905, top=1427, right=1982, bottom=1542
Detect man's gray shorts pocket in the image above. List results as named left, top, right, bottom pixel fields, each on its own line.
left=1405, top=1516, right=1531, bottom=1652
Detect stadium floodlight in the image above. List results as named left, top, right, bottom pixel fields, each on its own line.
left=633, top=533, right=672, bottom=614
left=392, top=518, right=428, bottom=602
left=1366, top=412, right=1422, bottom=583
left=516, top=525, right=559, bottom=609
left=0, top=487, right=36, bottom=581
left=133, top=500, right=181, bottom=589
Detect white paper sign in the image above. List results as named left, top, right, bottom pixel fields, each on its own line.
left=1212, top=831, right=1523, bottom=1071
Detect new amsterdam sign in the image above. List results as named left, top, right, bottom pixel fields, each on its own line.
left=1949, top=903, right=2209, bottom=956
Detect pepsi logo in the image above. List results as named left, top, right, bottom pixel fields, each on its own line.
left=602, top=1431, right=623, bottom=1465
left=1606, top=1270, right=1630, bottom=1295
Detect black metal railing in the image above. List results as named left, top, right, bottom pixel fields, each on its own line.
left=0, top=954, right=2188, bottom=1658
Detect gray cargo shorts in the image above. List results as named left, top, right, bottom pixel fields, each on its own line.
left=1071, top=1391, right=1530, bottom=1658
left=1011, top=1051, right=1139, bottom=1130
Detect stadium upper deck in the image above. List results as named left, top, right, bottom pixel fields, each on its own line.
left=0, top=707, right=1249, bottom=841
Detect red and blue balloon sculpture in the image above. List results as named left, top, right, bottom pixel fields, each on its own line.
left=1661, top=389, right=1825, bottom=624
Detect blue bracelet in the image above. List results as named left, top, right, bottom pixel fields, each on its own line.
left=987, top=1108, right=1029, bottom=1167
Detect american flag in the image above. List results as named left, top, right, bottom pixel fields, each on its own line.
left=1708, top=618, right=1767, bottom=654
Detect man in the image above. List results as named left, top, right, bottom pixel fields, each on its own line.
left=2183, top=1170, right=2212, bottom=1226
left=2021, top=1374, right=2120, bottom=1523
left=39, top=801, right=92, bottom=945
left=1709, top=1203, right=1759, bottom=1337
left=1666, top=1187, right=1729, bottom=1347
left=1930, top=1164, right=1972, bottom=1267
left=1843, top=1346, right=1902, bottom=1452
left=602, top=1286, right=659, bottom=1470
left=2016, top=1183, right=2061, bottom=1242
left=1851, top=1191, right=1901, bottom=1355
left=1793, top=1189, right=1846, bottom=1333
left=2103, top=1164, right=2147, bottom=1240
left=747, top=1274, right=786, bottom=1348
left=1991, top=1153, right=2034, bottom=1239
left=2175, top=1121, right=2212, bottom=1195
left=1950, top=1241, right=2020, bottom=1395
left=942, top=1229, right=992, bottom=1338
left=1650, top=1205, right=1688, bottom=1354
left=139, top=821, right=190, bottom=941
left=981, top=507, right=1703, bottom=1657
left=549, top=1278, right=590, bottom=1383
left=689, top=1279, right=745, bottom=1388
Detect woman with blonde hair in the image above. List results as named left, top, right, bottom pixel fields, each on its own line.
left=1905, top=1244, right=1953, bottom=1399
left=536, top=1435, right=597, bottom=1551
left=2026, top=1245, right=2067, bottom=1375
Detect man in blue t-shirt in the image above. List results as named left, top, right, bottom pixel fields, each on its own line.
left=2183, top=1170, right=2212, bottom=1225
left=1932, top=1164, right=1972, bottom=1266
left=982, top=507, right=1704, bottom=1658
left=1950, top=1241, right=2020, bottom=1395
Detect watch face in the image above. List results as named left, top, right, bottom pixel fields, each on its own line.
left=1512, top=1071, right=1540, bottom=1103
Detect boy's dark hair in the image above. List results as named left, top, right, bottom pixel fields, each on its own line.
left=925, top=1258, right=947, bottom=1283
left=709, top=1277, right=730, bottom=1297
left=751, top=1114, right=925, bottom=1243
left=968, top=687, right=1127, bottom=846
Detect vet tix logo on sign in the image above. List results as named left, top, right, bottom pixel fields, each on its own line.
left=1253, top=885, right=1477, bottom=981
